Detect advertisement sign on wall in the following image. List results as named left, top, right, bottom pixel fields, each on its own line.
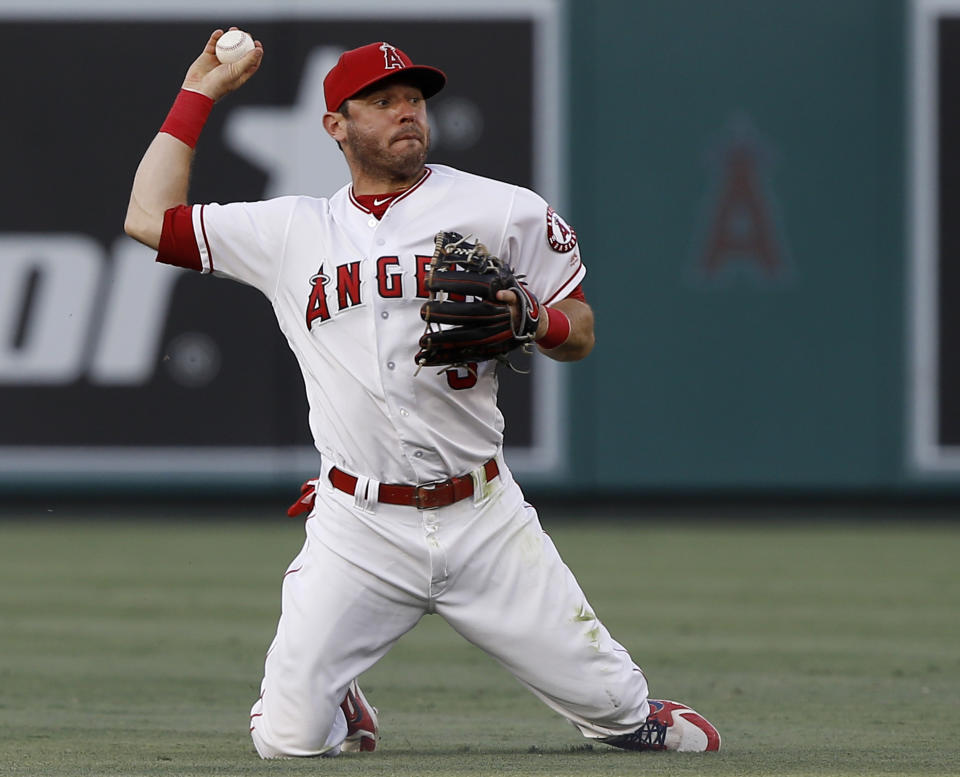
left=0, top=1, right=566, bottom=488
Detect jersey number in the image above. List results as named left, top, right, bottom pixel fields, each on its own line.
left=445, top=364, right=478, bottom=390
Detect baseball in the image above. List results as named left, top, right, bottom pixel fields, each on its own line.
left=215, top=29, right=255, bottom=64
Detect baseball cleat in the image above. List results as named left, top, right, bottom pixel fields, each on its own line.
left=601, top=699, right=721, bottom=752
left=340, top=679, right=379, bottom=752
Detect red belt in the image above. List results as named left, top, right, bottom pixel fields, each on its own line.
left=329, top=458, right=499, bottom=510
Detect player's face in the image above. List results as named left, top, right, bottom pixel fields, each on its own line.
left=341, top=82, right=431, bottom=183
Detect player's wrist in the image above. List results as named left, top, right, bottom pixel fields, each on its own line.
left=536, top=306, right=571, bottom=350
left=159, top=88, right=214, bottom=149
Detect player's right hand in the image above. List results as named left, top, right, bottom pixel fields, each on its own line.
left=180, top=28, right=263, bottom=102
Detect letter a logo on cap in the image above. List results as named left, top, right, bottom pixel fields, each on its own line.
left=380, top=42, right=405, bottom=70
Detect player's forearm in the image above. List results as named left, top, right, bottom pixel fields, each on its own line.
left=124, top=30, right=264, bottom=251
left=124, top=133, right=194, bottom=249
left=538, top=298, right=595, bottom=361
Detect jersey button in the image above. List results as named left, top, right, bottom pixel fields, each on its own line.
left=387, top=361, right=395, bottom=370
left=400, top=408, right=409, bottom=417
left=414, top=451, right=424, bottom=458
left=367, top=218, right=377, bottom=228
left=376, top=238, right=386, bottom=246
left=381, top=311, right=389, bottom=319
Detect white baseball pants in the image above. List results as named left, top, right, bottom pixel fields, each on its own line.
left=249, top=453, right=650, bottom=758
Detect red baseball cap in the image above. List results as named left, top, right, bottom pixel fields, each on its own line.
left=323, top=42, right=446, bottom=112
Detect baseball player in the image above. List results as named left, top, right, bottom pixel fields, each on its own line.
left=124, top=31, right=721, bottom=758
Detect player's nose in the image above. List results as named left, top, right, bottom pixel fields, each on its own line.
left=396, top=105, right=417, bottom=122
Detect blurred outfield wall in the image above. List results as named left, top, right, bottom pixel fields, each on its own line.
left=1, top=0, right=958, bottom=497
left=567, top=0, right=960, bottom=495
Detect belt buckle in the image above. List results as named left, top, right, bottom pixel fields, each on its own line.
left=414, top=480, right=449, bottom=509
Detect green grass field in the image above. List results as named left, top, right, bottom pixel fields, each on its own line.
left=1, top=509, right=958, bottom=776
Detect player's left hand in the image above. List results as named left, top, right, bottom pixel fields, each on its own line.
left=496, top=289, right=549, bottom=341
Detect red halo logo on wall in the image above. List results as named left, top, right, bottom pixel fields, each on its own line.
left=546, top=206, right=577, bottom=252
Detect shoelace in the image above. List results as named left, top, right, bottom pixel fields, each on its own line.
left=601, top=718, right=667, bottom=750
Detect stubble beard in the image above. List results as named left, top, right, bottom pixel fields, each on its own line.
left=345, top=122, right=430, bottom=186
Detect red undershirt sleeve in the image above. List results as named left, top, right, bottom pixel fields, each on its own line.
left=565, top=283, right=586, bottom=303
left=157, top=205, right=203, bottom=271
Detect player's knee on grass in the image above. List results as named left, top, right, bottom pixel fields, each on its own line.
left=250, top=704, right=347, bottom=759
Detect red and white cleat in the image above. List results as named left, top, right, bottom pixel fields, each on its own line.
left=601, top=699, right=721, bottom=752
left=340, top=679, right=379, bottom=752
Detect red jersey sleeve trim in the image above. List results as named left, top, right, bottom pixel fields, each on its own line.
left=157, top=205, right=203, bottom=272
left=543, top=260, right=586, bottom=306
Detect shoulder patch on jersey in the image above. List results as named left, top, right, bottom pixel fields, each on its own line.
left=546, top=206, right=578, bottom=253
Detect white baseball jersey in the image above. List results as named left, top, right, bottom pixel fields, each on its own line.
left=158, top=162, right=656, bottom=759
left=160, top=164, right=586, bottom=484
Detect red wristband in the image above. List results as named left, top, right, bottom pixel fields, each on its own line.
left=159, top=89, right=214, bottom=149
left=537, top=307, right=571, bottom=349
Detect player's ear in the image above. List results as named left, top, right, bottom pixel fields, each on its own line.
left=323, top=112, right=347, bottom=144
